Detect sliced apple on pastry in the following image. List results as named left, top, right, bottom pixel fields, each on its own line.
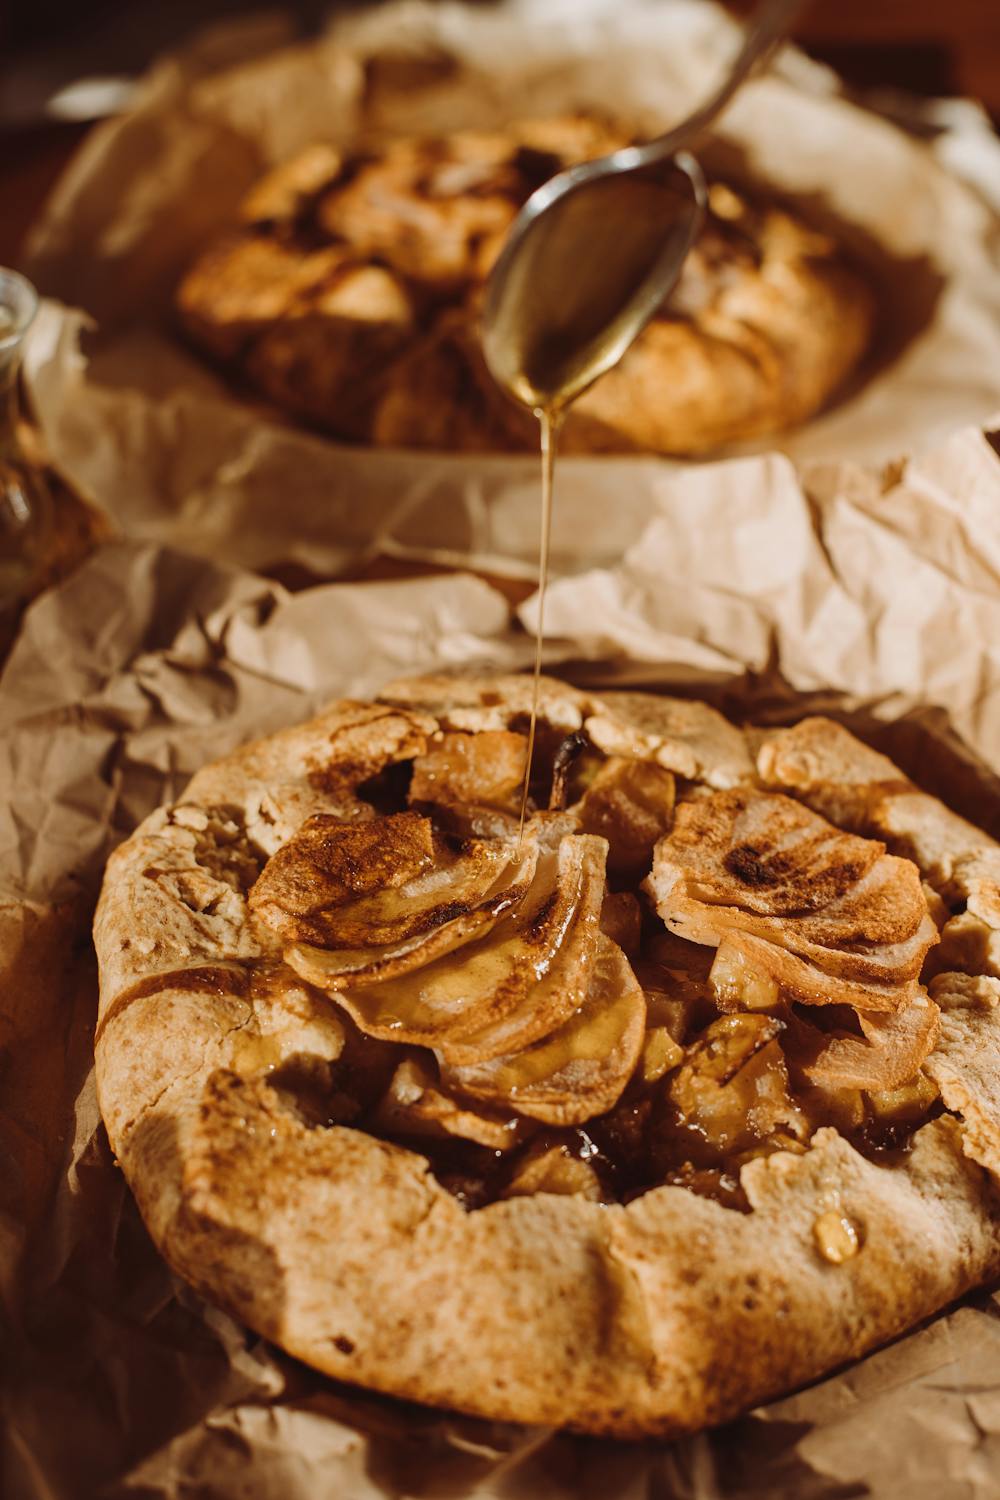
left=649, top=788, right=938, bottom=1012
left=442, top=935, right=646, bottom=1125
left=290, top=834, right=609, bottom=1058
left=252, top=811, right=538, bottom=984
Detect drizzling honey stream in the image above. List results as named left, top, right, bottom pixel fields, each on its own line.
left=516, top=405, right=562, bottom=847
left=484, top=166, right=706, bottom=848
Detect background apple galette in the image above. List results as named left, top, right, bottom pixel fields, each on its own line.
left=176, top=119, right=875, bottom=456
left=94, top=676, right=1000, bottom=1437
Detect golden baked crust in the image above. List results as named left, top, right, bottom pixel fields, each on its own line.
left=93, top=680, right=1000, bottom=1437
left=176, top=121, right=874, bottom=456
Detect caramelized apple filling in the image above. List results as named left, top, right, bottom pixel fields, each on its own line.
left=409, top=730, right=528, bottom=818
left=247, top=727, right=944, bottom=1211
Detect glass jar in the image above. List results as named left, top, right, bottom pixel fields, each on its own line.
left=0, top=268, right=51, bottom=636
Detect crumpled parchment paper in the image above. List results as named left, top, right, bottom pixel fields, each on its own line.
left=4, top=416, right=1000, bottom=1498
left=18, top=0, right=1000, bottom=580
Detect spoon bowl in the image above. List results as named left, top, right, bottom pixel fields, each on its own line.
left=482, top=151, right=707, bottom=414
left=481, top=0, right=804, bottom=415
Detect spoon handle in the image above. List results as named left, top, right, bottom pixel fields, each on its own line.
left=640, top=0, right=807, bottom=162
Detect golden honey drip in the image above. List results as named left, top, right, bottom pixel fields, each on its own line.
left=517, top=405, right=563, bottom=849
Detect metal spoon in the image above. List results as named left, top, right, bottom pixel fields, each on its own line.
left=481, top=0, right=805, bottom=415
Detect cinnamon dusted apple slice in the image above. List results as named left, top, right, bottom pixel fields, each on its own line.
left=769, top=720, right=1000, bottom=981
left=443, top=936, right=646, bottom=1125
left=675, top=881, right=937, bottom=1010
left=653, top=788, right=884, bottom=914
left=254, top=812, right=538, bottom=985
left=435, top=895, right=610, bottom=1071
left=649, top=789, right=938, bottom=1010
left=759, top=717, right=1000, bottom=908
left=787, top=993, right=940, bottom=1092
left=371, top=1056, right=533, bottom=1151
left=302, top=834, right=608, bottom=1056
left=284, top=836, right=537, bottom=987
left=252, top=811, right=513, bottom=946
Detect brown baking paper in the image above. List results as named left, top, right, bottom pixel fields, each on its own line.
left=19, top=0, right=1000, bottom=581
left=5, top=417, right=1000, bottom=1498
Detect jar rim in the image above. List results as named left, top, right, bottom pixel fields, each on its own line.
left=0, top=268, right=39, bottom=347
